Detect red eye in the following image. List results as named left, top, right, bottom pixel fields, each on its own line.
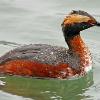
left=88, top=20, right=95, bottom=25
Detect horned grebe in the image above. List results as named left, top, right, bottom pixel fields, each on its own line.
left=0, top=10, right=100, bottom=79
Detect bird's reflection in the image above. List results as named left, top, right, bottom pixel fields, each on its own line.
left=0, top=70, right=93, bottom=100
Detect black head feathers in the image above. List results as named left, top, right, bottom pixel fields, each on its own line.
left=70, top=10, right=96, bottom=21
left=62, top=10, right=99, bottom=40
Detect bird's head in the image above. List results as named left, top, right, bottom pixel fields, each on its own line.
left=62, top=10, right=100, bottom=39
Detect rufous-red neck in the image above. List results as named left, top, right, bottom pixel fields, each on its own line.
left=66, top=34, right=88, bottom=54
left=66, top=34, right=92, bottom=69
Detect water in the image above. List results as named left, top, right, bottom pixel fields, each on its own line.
left=0, top=0, right=100, bottom=100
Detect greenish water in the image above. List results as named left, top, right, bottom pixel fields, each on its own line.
left=0, top=71, right=93, bottom=100
left=0, top=0, right=100, bottom=100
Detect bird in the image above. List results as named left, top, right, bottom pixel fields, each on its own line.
left=0, top=10, right=100, bottom=79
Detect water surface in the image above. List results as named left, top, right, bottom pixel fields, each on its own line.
left=0, top=0, right=100, bottom=100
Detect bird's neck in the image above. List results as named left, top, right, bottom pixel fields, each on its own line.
left=66, top=34, right=88, bottom=54
left=66, top=34, right=92, bottom=71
